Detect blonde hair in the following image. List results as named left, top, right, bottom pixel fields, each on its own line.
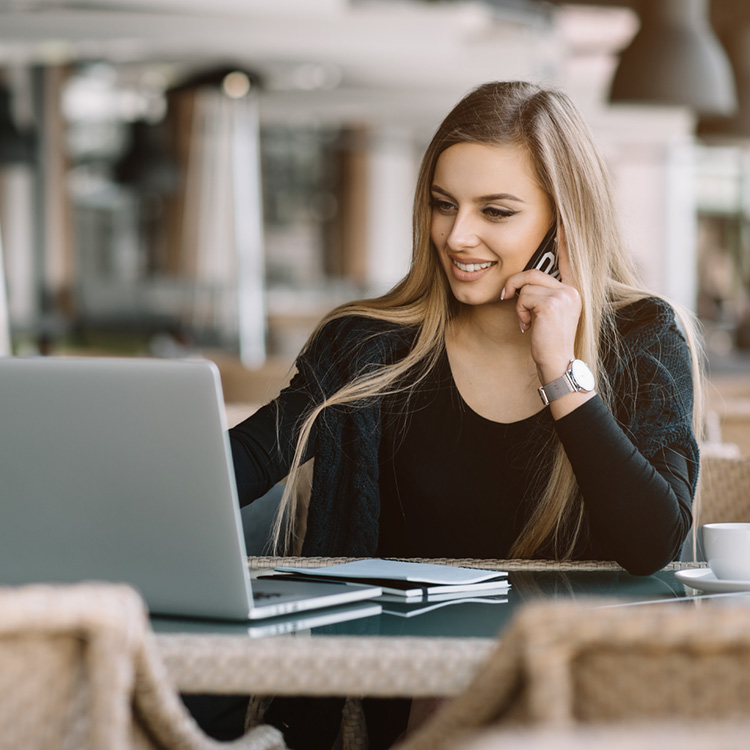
left=271, top=81, right=705, bottom=557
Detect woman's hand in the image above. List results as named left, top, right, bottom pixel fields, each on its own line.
left=501, top=229, right=582, bottom=387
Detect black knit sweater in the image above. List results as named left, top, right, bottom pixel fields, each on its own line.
left=230, top=297, right=699, bottom=572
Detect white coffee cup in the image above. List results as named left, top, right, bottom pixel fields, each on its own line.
left=703, top=523, right=750, bottom=580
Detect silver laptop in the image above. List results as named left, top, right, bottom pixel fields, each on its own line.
left=0, top=356, right=381, bottom=621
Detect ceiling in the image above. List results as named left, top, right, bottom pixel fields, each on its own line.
left=0, top=0, right=646, bottom=127
left=2, top=0, right=747, bottom=130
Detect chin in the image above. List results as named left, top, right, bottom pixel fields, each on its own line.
left=451, top=288, right=503, bottom=307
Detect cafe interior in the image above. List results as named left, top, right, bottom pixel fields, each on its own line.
left=4, top=1, right=750, bottom=748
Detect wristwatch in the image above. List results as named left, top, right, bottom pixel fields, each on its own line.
left=538, top=359, right=595, bottom=406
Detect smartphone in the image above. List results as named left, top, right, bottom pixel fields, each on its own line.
left=522, top=224, right=560, bottom=281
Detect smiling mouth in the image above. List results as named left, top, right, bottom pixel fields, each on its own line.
left=452, top=259, right=496, bottom=273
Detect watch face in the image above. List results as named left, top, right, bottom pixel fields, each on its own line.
left=570, top=359, right=595, bottom=391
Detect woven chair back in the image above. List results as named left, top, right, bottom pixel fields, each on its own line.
left=397, top=599, right=750, bottom=750
left=0, top=583, right=286, bottom=750
left=697, top=455, right=750, bottom=526
left=452, top=721, right=750, bottom=750
left=0, top=584, right=150, bottom=750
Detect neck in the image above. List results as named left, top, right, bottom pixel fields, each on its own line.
left=444, top=299, right=543, bottom=423
left=450, top=300, right=528, bottom=351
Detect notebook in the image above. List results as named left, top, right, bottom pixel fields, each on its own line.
left=271, top=558, right=510, bottom=599
left=0, top=356, right=381, bottom=621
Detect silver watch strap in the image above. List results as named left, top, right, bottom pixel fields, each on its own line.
left=537, top=372, right=574, bottom=406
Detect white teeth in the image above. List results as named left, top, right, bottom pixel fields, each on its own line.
left=454, top=260, right=493, bottom=272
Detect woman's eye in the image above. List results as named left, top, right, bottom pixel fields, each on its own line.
left=483, top=206, right=516, bottom=220
left=430, top=198, right=456, bottom=214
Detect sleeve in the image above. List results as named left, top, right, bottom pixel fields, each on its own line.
left=554, top=298, right=700, bottom=575
left=607, top=298, right=700, bottom=491
left=228, top=372, right=316, bottom=507
left=555, top=396, right=693, bottom=575
left=227, top=314, right=404, bottom=509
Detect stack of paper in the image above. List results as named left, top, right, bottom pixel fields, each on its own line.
left=273, top=558, right=511, bottom=601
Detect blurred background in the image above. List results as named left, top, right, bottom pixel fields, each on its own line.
left=2, top=0, right=750, bottom=427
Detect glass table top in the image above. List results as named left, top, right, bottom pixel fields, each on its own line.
left=151, top=567, right=750, bottom=640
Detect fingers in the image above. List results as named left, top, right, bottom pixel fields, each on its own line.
left=502, top=270, right=564, bottom=332
left=501, top=224, right=577, bottom=320
left=514, top=279, right=557, bottom=332
left=501, top=268, right=562, bottom=302
left=516, top=282, right=582, bottom=377
left=513, top=277, right=582, bottom=339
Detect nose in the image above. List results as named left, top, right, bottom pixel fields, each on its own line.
left=446, top=210, right=480, bottom=251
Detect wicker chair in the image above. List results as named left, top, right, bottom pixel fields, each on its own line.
left=452, top=722, right=750, bottom=750
left=0, top=583, right=287, bottom=750
left=396, top=598, right=750, bottom=750
left=697, top=454, right=750, bottom=526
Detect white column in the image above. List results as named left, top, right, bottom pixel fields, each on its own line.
left=183, top=86, right=266, bottom=367
left=613, top=139, right=698, bottom=310
left=664, top=142, right=698, bottom=310
left=232, top=89, right=266, bottom=368
left=0, top=167, right=36, bottom=352
left=593, top=106, right=698, bottom=311
left=365, top=127, right=417, bottom=293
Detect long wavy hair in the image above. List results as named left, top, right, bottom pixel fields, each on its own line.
left=271, top=80, right=705, bottom=557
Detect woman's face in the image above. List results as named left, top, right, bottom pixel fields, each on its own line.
left=430, top=142, right=554, bottom=307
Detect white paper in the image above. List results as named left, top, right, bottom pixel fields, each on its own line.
left=274, top=558, right=508, bottom=585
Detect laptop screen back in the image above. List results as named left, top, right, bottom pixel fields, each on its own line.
left=0, top=357, right=254, bottom=620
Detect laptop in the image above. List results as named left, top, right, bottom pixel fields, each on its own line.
left=0, top=356, right=382, bottom=621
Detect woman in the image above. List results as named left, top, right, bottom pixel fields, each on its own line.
left=231, top=80, right=702, bottom=579
left=229, top=79, right=703, bottom=750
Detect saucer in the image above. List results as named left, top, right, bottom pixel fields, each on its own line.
left=675, top=568, right=750, bottom=594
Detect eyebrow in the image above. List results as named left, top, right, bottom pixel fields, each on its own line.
left=431, top=184, right=526, bottom=204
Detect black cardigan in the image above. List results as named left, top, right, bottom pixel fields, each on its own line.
left=230, top=297, right=699, bottom=568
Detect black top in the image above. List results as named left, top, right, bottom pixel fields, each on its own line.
left=378, top=348, right=554, bottom=558
left=231, top=343, right=692, bottom=571
left=230, top=297, right=698, bottom=572
left=377, top=347, right=691, bottom=563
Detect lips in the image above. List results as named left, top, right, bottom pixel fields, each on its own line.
left=449, top=258, right=497, bottom=281
left=453, top=259, right=494, bottom=273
